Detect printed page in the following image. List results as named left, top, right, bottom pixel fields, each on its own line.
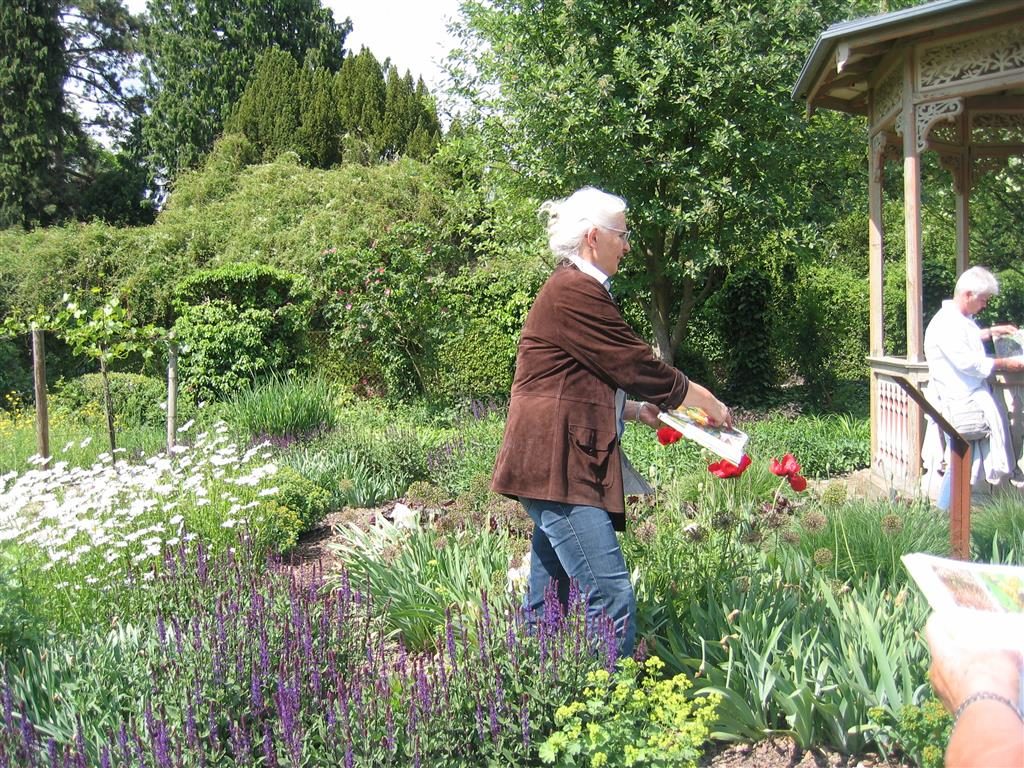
left=903, top=553, right=1024, bottom=649
left=658, top=407, right=749, bottom=465
left=902, top=552, right=1024, bottom=613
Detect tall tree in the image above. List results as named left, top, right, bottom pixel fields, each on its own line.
left=141, top=0, right=350, bottom=177
left=61, top=0, right=144, bottom=144
left=454, top=0, right=865, bottom=365
left=0, top=0, right=68, bottom=229
left=225, top=47, right=302, bottom=161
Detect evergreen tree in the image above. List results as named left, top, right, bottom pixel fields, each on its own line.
left=62, top=0, right=144, bottom=144
left=378, top=66, right=418, bottom=159
left=298, top=67, right=341, bottom=168
left=141, top=0, right=350, bottom=177
left=336, top=47, right=385, bottom=161
left=225, top=47, right=302, bottom=161
left=0, top=0, right=68, bottom=229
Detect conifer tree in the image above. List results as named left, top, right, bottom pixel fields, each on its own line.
left=0, top=0, right=68, bottom=228
left=141, top=0, right=349, bottom=177
left=225, top=47, right=302, bottom=161
left=298, top=67, right=341, bottom=168
left=336, top=47, right=385, bottom=161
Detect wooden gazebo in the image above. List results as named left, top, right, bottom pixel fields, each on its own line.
left=794, top=0, right=1024, bottom=495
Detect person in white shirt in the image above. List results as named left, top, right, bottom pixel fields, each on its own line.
left=923, top=266, right=1024, bottom=489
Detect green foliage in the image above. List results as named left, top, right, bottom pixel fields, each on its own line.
left=970, top=491, right=1024, bottom=562
left=783, top=262, right=869, bottom=403
left=654, top=558, right=931, bottom=754
left=268, top=466, right=331, bottom=531
left=0, top=0, right=66, bottom=229
left=867, top=697, right=951, bottom=768
left=215, top=373, right=337, bottom=441
left=224, top=47, right=303, bottom=162
left=455, top=0, right=867, bottom=365
left=746, top=413, right=870, bottom=478
left=0, top=339, right=31, bottom=399
left=538, top=657, right=718, bottom=767
left=719, top=267, right=776, bottom=402
left=172, top=262, right=312, bottom=401
left=52, top=371, right=191, bottom=429
left=140, top=0, right=350, bottom=175
left=778, top=498, right=950, bottom=587
left=329, top=519, right=513, bottom=651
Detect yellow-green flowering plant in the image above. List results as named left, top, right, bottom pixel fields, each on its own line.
left=538, top=656, right=719, bottom=767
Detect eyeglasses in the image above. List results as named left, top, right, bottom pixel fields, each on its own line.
left=587, top=220, right=631, bottom=244
left=602, top=225, right=631, bottom=244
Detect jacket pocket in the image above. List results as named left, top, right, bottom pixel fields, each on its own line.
left=567, top=424, right=616, bottom=490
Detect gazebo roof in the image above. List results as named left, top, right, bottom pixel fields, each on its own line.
left=793, top=0, right=1024, bottom=115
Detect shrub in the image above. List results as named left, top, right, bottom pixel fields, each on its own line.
left=270, top=466, right=332, bottom=532
left=52, top=371, right=194, bottom=429
left=172, top=262, right=312, bottom=401
left=538, top=657, right=719, bottom=767
left=747, top=413, right=869, bottom=478
left=970, top=491, right=1024, bottom=562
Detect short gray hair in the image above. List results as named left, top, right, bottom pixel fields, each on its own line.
left=954, top=266, right=999, bottom=298
left=539, top=187, right=627, bottom=260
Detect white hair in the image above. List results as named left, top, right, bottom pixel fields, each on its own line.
left=954, top=266, right=999, bottom=298
left=539, top=187, right=627, bottom=260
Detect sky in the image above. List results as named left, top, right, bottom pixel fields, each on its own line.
left=124, top=0, right=464, bottom=93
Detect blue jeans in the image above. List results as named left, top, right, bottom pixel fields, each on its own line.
left=520, top=497, right=636, bottom=658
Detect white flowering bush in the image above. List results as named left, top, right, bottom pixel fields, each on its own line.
left=0, top=421, right=286, bottom=631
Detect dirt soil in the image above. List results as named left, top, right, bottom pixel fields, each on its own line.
left=281, top=501, right=912, bottom=768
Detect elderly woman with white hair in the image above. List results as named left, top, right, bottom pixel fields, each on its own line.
left=491, top=186, right=732, bottom=659
left=923, top=266, right=1024, bottom=494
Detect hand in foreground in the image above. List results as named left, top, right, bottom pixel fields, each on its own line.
left=926, top=612, right=1021, bottom=714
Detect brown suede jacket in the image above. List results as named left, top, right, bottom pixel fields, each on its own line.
left=491, top=263, right=689, bottom=530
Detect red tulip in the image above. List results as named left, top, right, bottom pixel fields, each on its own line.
left=770, top=453, right=801, bottom=478
left=708, top=454, right=751, bottom=479
left=657, top=426, right=683, bottom=446
left=788, top=474, right=807, bottom=492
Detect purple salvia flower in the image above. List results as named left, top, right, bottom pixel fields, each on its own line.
left=1, top=674, right=12, bottom=728
left=229, top=718, right=251, bottom=764
left=385, top=702, right=395, bottom=753
left=117, top=724, right=131, bottom=765
left=208, top=704, right=220, bottom=752
left=261, top=721, right=275, bottom=767
left=18, top=706, right=37, bottom=767
left=156, top=611, right=166, bottom=649
left=184, top=697, right=199, bottom=752
left=250, top=668, right=264, bottom=713
left=474, top=700, right=485, bottom=745
left=99, top=745, right=112, bottom=768
left=344, top=740, right=354, bottom=768
left=489, top=697, right=500, bottom=743
left=46, top=738, right=58, bottom=767
left=171, top=616, right=183, bottom=657
left=197, top=543, right=208, bottom=585
left=326, top=696, right=337, bottom=747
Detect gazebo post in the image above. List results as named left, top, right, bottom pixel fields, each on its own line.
left=868, top=132, right=886, bottom=467
left=902, top=65, right=925, bottom=481
left=954, top=110, right=971, bottom=275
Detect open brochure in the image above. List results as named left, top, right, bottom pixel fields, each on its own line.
left=994, top=329, right=1024, bottom=359
left=657, top=406, right=749, bottom=465
left=903, top=552, right=1024, bottom=614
